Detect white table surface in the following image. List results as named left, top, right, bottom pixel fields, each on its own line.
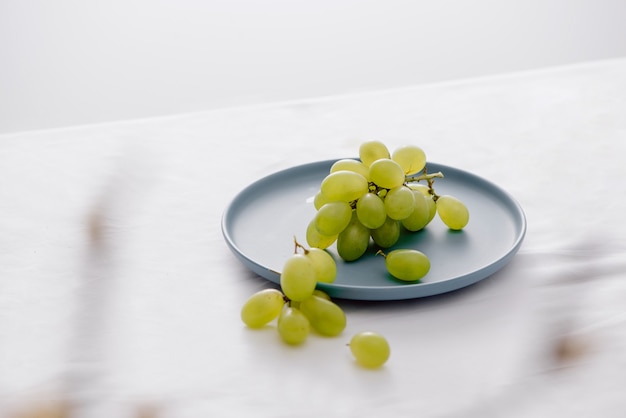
left=1, top=58, right=626, bottom=418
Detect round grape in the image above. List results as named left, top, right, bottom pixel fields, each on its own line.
left=349, top=331, right=390, bottom=368
left=280, top=254, right=317, bottom=301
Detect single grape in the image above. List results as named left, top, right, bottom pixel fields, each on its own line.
left=384, top=186, right=415, bottom=220
left=240, top=289, right=285, bottom=328
left=407, top=183, right=430, bottom=196
left=371, top=216, right=400, bottom=248
left=313, top=190, right=331, bottom=210
left=330, top=159, right=370, bottom=181
left=359, top=140, right=390, bottom=167
left=305, top=247, right=337, bottom=283
left=401, top=190, right=430, bottom=231
left=314, top=201, right=352, bottom=236
left=436, top=195, right=469, bottom=230
left=299, top=295, right=346, bottom=337
left=280, top=254, right=317, bottom=301
left=306, top=219, right=337, bottom=249
left=369, top=158, right=405, bottom=190
left=312, top=289, right=331, bottom=300
left=277, top=306, right=310, bottom=345
left=337, top=213, right=370, bottom=261
left=383, top=249, right=430, bottom=282
left=356, top=192, right=387, bottom=229
left=349, top=331, right=390, bottom=368
left=320, top=170, right=368, bottom=202
left=392, top=145, right=426, bottom=175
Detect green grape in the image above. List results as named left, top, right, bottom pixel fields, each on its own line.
left=359, top=140, right=390, bottom=167
left=240, top=289, right=285, bottom=328
left=407, top=183, right=430, bottom=195
left=436, top=195, right=469, bottom=230
left=384, top=186, right=415, bottom=220
left=383, top=249, right=430, bottom=282
left=392, top=144, right=426, bottom=175
left=369, top=158, right=405, bottom=190
left=305, top=247, right=337, bottom=283
left=330, top=159, right=370, bottom=181
left=280, top=254, right=317, bottom=301
left=320, top=170, right=368, bottom=202
left=313, top=190, right=331, bottom=210
left=306, top=219, right=337, bottom=249
left=277, top=306, right=310, bottom=345
left=314, top=201, right=352, bottom=236
left=356, top=192, right=387, bottom=229
left=349, top=331, right=390, bottom=368
left=299, top=295, right=346, bottom=337
left=407, top=184, right=437, bottom=224
left=312, top=289, right=331, bottom=300
left=371, top=217, right=400, bottom=248
left=337, top=213, right=370, bottom=261
left=401, top=191, right=430, bottom=231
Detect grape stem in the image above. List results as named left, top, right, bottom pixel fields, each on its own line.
left=293, top=236, right=309, bottom=254
left=405, top=169, right=444, bottom=200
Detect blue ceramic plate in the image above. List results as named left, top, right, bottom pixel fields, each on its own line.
left=222, top=160, right=526, bottom=301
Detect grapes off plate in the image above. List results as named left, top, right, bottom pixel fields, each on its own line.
left=222, top=160, right=526, bottom=301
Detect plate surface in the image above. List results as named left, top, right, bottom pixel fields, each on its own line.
left=222, top=160, right=526, bottom=301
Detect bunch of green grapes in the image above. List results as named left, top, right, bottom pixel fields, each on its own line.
left=241, top=239, right=391, bottom=368
left=241, top=239, right=346, bottom=345
left=307, top=140, right=469, bottom=282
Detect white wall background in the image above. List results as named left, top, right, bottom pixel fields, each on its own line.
left=2, top=0, right=626, bottom=134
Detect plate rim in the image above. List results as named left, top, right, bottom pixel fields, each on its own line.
left=222, top=159, right=527, bottom=301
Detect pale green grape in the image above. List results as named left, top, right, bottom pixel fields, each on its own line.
left=312, top=289, right=331, bottom=300
left=392, top=144, right=426, bottom=175
left=369, top=159, right=405, bottom=189
left=337, top=213, right=370, bottom=261
left=436, top=195, right=469, bottom=230
left=349, top=331, right=390, bottom=368
left=384, top=249, right=430, bottom=282
left=384, top=186, right=415, bottom=220
left=314, top=201, right=352, bottom=236
left=371, top=217, right=400, bottom=248
left=299, top=295, right=346, bottom=337
left=240, top=289, right=285, bottom=328
left=359, top=140, right=390, bottom=167
left=330, top=159, right=370, bottom=181
left=313, top=190, right=331, bottom=210
left=306, top=219, right=337, bottom=249
left=280, top=254, right=317, bottom=301
left=305, top=247, right=337, bottom=283
left=356, top=192, right=387, bottom=229
left=407, top=183, right=430, bottom=196
left=401, top=191, right=430, bottom=231
left=320, top=170, right=368, bottom=202
left=277, top=306, right=310, bottom=345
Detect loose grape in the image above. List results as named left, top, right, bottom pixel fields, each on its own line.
left=359, top=140, right=390, bottom=167
left=306, top=219, right=337, bottom=249
left=371, top=217, right=400, bottom=248
left=314, top=201, right=352, bottom=236
left=384, top=249, right=430, bottom=282
left=436, top=195, right=469, bottom=230
left=277, top=306, right=310, bottom=345
left=280, top=254, right=317, bottom=301
left=369, top=159, right=405, bottom=189
left=330, top=159, right=370, bottom=181
left=392, top=145, right=426, bottom=175
left=241, top=289, right=285, bottom=328
left=305, top=247, right=337, bottom=283
left=320, top=170, right=368, bottom=202
left=356, top=192, right=387, bottom=229
left=300, top=295, right=346, bottom=337
left=337, top=214, right=370, bottom=261
left=349, top=332, right=390, bottom=368
left=384, top=186, right=415, bottom=220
